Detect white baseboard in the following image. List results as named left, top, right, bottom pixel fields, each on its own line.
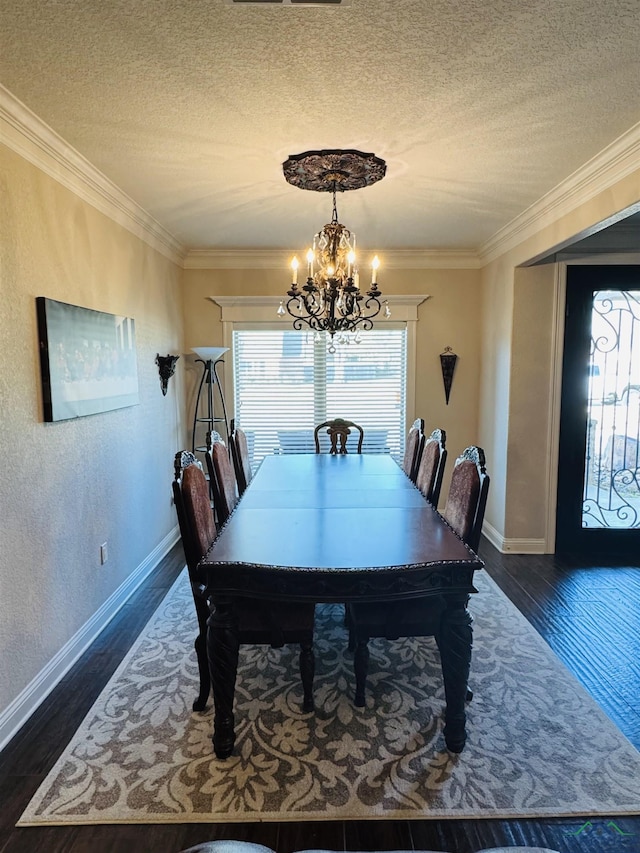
left=482, top=521, right=547, bottom=555
left=0, top=526, right=181, bottom=753
left=500, top=538, right=548, bottom=554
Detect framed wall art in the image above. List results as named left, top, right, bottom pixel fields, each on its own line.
left=36, top=297, right=139, bottom=422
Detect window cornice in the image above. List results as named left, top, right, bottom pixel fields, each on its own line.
left=209, top=295, right=429, bottom=324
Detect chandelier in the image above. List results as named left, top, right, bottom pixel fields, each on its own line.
left=278, top=149, right=390, bottom=342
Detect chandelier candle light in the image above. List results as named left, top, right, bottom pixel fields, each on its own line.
left=278, top=149, right=390, bottom=343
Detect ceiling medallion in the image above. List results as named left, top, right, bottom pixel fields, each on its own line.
left=282, top=149, right=387, bottom=192
left=279, top=149, right=389, bottom=346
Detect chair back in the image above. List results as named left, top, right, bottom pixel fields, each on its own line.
left=442, top=445, right=490, bottom=552
left=205, top=431, right=238, bottom=524
left=402, top=418, right=425, bottom=481
left=230, top=424, right=252, bottom=495
left=173, top=451, right=217, bottom=572
left=415, top=428, right=447, bottom=505
left=314, top=418, right=364, bottom=454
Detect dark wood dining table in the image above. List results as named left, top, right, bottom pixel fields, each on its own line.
left=198, top=452, right=484, bottom=758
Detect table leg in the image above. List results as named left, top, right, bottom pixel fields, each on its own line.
left=438, top=592, right=473, bottom=753
left=207, top=595, right=239, bottom=759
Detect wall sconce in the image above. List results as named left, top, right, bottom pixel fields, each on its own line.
left=156, top=354, right=180, bottom=396
left=439, top=346, right=458, bottom=405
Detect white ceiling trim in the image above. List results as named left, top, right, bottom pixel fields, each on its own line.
left=480, top=120, right=640, bottom=265
left=184, top=248, right=481, bottom=270
left=0, top=85, right=185, bottom=266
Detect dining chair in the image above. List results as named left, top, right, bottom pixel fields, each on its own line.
left=205, top=431, right=238, bottom=524
left=173, top=450, right=316, bottom=713
left=229, top=422, right=252, bottom=496
left=415, top=428, right=448, bottom=506
left=402, top=418, right=425, bottom=482
left=348, top=445, right=490, bottom=711
left=314, top=418, right=364, bottom=454
left=172, top=451, right=219, bottom=712
left=441, top=445, right=490, bottom=552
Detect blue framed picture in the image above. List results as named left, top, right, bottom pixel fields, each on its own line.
left=36, top=297, right=139, bottom=422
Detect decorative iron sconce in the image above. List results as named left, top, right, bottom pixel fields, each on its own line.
left=439, top=346, right=458, bottom=405
left=156, top=354, right=180, bottom=396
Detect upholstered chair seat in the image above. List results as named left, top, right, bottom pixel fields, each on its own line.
left=402, top=417, right=425, bottom=481
left=205, top=431, right=238, bottom=524
left=415, top=428, right=447, bottom=506
left=229, top=424, right=252, bottom=495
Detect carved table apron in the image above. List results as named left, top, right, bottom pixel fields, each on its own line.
left=198, top=453, right=484, bottom=758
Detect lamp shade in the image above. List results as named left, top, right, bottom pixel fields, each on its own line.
left=191, top=347, right=228, bottom=362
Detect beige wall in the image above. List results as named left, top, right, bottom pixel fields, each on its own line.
left=478, top=255, right=515, bottom=544
left=182, top=265, right=483, bottom=504
left=0, top=144, right=186, bottom=722
left=479, top=166, right=640, bottom=550
left=506, top=265, right=556, bottom=541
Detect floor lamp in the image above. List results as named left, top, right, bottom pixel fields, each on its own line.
left=191, top=347, right=230, bottom=457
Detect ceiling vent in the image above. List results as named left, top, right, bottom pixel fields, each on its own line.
left=226, top=0, right=349, bottom=5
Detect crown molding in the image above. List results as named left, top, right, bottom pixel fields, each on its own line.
left=184, top=248, right=481, bottom=270
left=1, top=85, right=185, bottom=266
left=480, top=121, right=640, bottom=265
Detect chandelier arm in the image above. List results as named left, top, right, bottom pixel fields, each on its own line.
left=338, top=294, right=358, bottom=319
left=357, top=318, right=375, bottom=333
left=286, top=295, right=324, bottom=324
left=288, top=311, right=322, bottom=334
left=303, top=290, right=327, bottom=319
left=359, top=295, right=383, bottom=318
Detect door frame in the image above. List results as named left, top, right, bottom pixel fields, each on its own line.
left=545, top=256, right=640, bottom=554
left=545, top=262, right=567, bottom=553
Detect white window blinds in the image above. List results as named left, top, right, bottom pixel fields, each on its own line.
left=232, top=329, right=407, bottom=466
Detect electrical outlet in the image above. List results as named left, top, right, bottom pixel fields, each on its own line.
left=100, top=542, right=108, bottom=565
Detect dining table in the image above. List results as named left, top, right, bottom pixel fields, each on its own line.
left=198, top=452, right=484, bottom=758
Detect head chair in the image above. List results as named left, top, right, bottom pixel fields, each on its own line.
left=415, top=428, right=447, bottom=506
left=442, top=445, right=490, bottom=552
left=314, top=418, right=364, bottom=454
left=402, top=418, right=425, bottom=481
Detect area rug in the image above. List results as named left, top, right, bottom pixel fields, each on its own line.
left=18, top=569, right=640, bottom=825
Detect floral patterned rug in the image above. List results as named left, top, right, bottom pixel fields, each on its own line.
left=18, top=569, right=640, bottom=825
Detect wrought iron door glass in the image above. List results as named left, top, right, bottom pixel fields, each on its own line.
left=583, top=290, right=640, bottom=529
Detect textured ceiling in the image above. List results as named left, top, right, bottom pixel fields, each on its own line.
left=1, top=0, right=639, bottom=252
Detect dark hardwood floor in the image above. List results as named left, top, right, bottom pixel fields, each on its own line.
left=1, top=539, right=640, bottom=853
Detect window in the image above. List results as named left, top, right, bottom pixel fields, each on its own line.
left=233, top=329, right=407, bottom=465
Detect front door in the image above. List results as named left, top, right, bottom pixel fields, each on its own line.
left=556, top=265, right=640, bottom=558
